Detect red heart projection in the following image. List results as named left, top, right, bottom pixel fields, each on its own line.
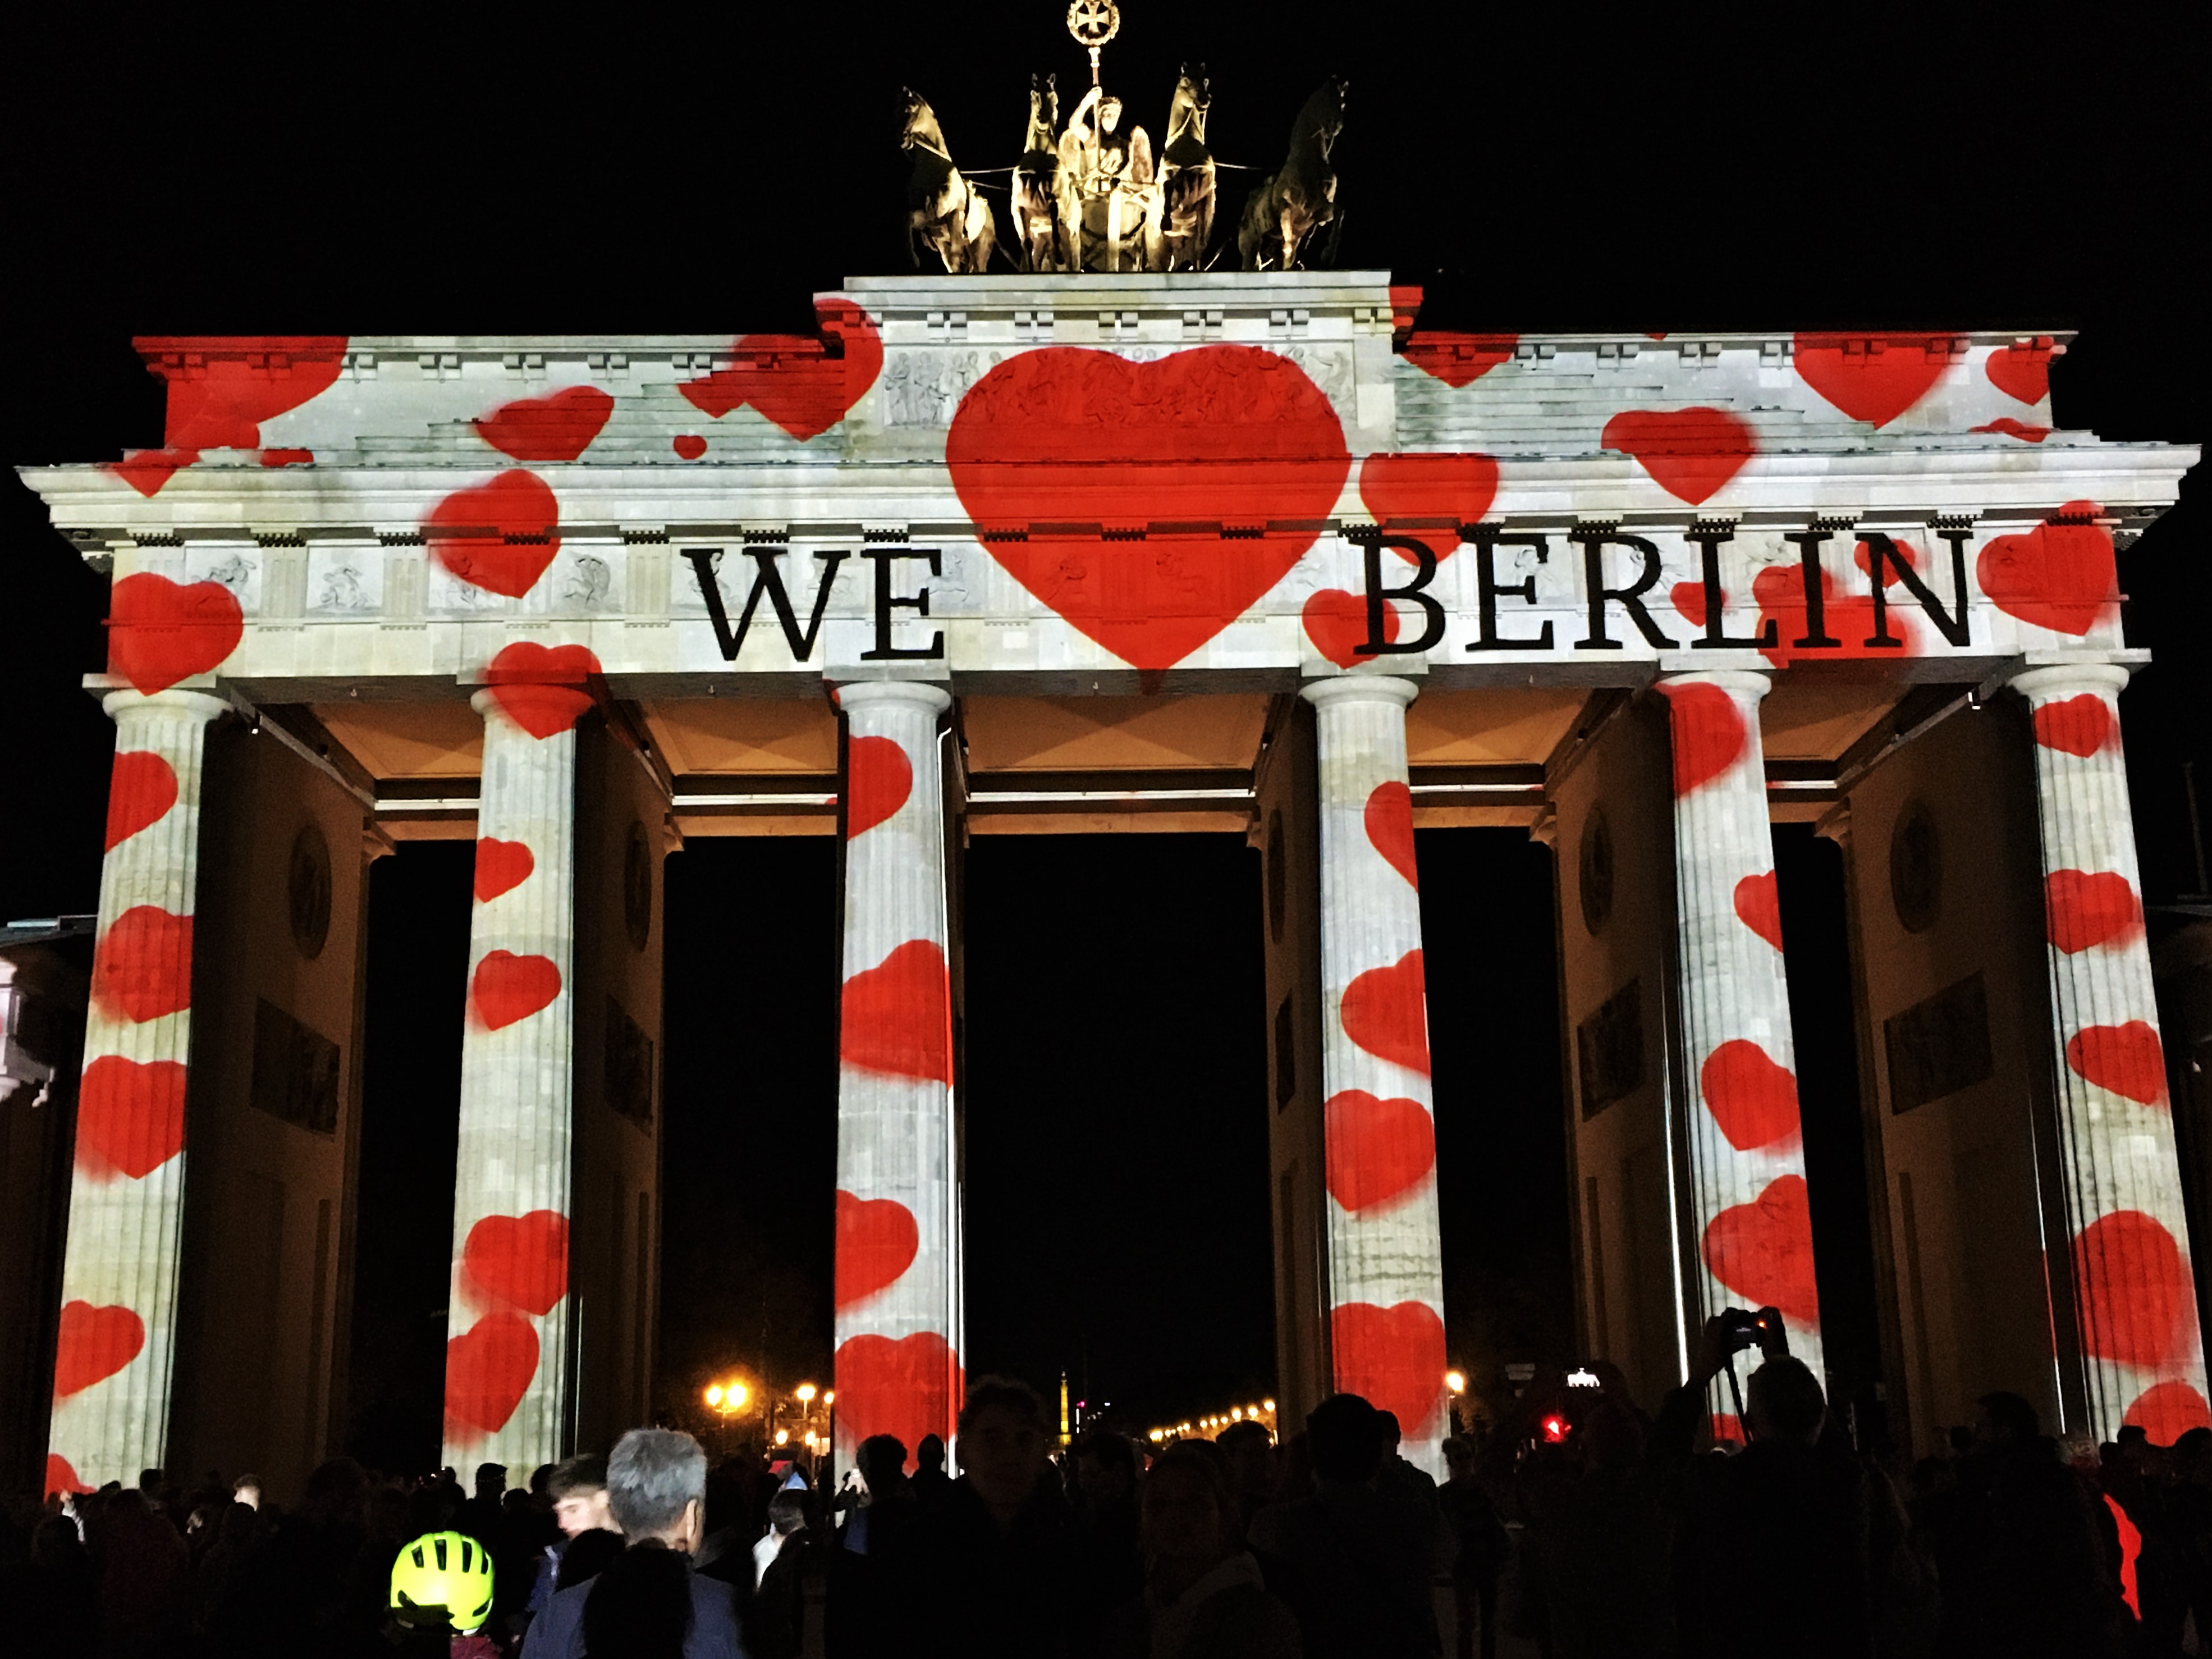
left=110, top=448, right=201, bottom=497
left=2034, top=695, right=2114, bottom=757
left=1399, top=332, right=1517, bottom=388
left=2066, top=1022, right=2168, bottom=1107
left=1986, top=340, right=2055, bottom=405
left=262, top=449, right=313, bottom=468
left=1701, top=1040, right=1801, bottom=1151
left=2075, top=1209, right=2193, bottom=1369
left=425, top=470, right=563, bottom=599
left=1750, top=565, right=1914, bottom=669
left=2124, top=1382, right=2212, bottom=1446
left=445, top=1311, right=539, bottom=1437
left=140, top=336, right=349, bottom=450
left=93, top=907, right=193, bottom=1024
left=1340, top=950, right=1431, bottom=1077
left=1977, top=508, right=2117, bottom=637
left=948, top=346, right=1352, bottom=670
left=1600, top=409, right=1757, bottom=506
left=76, top=1055, right=187, bottom=1180
left=1709, top=1414, right=1746, bottom=1447
left=672, top=435, right=707, bottom=460
left=681, top=300, right=884, bottom=440
left=473, top=839, right=535, bottom=903
left=1793, top=333, right=1948, bottom=428
left=473, top=386, right=615, bottom=463
left=2045, top=870, right=2142, bottom=954
left=835, top=1191, right=920, bottom=1309
left=846, top=736, right=914, bottom=839
left=1733, top=872, right=1784, bottom=950
left=1364, top=781, right=1418, bottom=889
left=470, top=951, right=562, bottom=1030
left=108, top=574, right=245, bottom=694
left=1670, top=582, right=1710, bottom=630
left=1330, top=1301, right=1447, bottom=1437
left=1324, top=1091, right=1436, bottom=1213
left=1971, top=418, right=2050, bottom=444
left=463, top=1210, right=570, bottom=1315
left=105, top=752, right=178, bottom=851
left=1853, top=537, right=1921, bottom=588
left=44, top=1455, right=92, bottom=1500
left=840, top=940, right=954, bottom=1083
left=1358, top=452, right=1499, bottom=563
left=835, top=1331, right=960, bottom=1469
left=53, top=1300, right=146, bottom=1399
left=483, top=642, right=600, bottom=739
left=1656, top=681, right=1746, bottom=796
left=1302, top=590, right=1400, bottom=669
left=1701, top=1175, right=1820, bottom=1323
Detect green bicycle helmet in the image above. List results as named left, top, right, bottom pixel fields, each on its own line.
left=390, top=1529, right=495, bottom=1634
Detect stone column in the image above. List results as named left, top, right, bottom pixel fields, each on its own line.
left=2013, top=662, right=2206, bottom=1442
left=1301, top=676, right=1449, bottom=1476
left=1657, top=669, right=1828, bottom=1419
left=832, top=682, right=960, bottom=1471
left=47, top=689, right=225, bottom=1497
left=442, top=677, right=590, bottom=1471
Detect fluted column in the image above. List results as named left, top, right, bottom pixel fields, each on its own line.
left=832, top=682, right=959, bottom=1471
left=2013, top=662, right=2205, bottom=1442
left=46, top=690, right=225, bottom=1497
left=1302, top=676, right=1449, bottom=1477
left=441, top=678, right=589, bottom=1470
left=1657, top=670, right=1828, bottom=1417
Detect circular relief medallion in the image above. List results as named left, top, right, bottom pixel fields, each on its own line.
left=1266, top=810, right=1288, bottom=944
left=624, top=821, right=654, bottom=953
left=1578, top=807, right=1615, bottom=936
left=287, top=822, right=332, bottom=959
left=1889, top=798, right=1942, bottom=934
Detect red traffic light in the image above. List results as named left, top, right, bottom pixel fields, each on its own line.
left=1541, top=1414, right=1568, bottom=1443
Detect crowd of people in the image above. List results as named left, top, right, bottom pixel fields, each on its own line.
left=4, top=1322, right=2209, bottom=1657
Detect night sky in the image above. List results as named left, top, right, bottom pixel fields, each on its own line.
left=4, top=3, right=2204, bottom=1465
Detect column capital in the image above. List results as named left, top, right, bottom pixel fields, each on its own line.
left=100, top=688, right=229, bottom=726
left=2008, top=661, right=2131, bottom=702
left=1653, top=666, right=1773, bottom=703
left=1299, top=675, right=1419, bottom=713
left=836, top=680, right=952, bottom=717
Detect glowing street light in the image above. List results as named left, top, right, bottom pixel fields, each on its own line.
left=796, top=1383, right=818, bottom=1405
left=1445, top=1370, right=1467, bottom=1396
left=774, top=1428, right=790, bottom=1446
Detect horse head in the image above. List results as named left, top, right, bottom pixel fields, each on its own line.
left=1029, top=71, right=1059, bottom=134
left=899, top=87, right=937, bottom=150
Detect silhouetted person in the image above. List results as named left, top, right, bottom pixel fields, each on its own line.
left=824, top=1434, right=916, bottom=1656
left=744, top=1491, right=808, bottom=1659
left=912, top=1434, right=952, bottom=1513
left=456, top=1463, right=507, bottom=1552
left=922, top=1375, right=1073, bottom=1653
left=1374, top=1413, right=1438, bottom=1507
left=1436, top=1437, right=1507, bottom=1659
left=1214, top=1422, right=1279, bottom=1543
left=1070, top=1430, right=1144, bottom=1652
left=3, top=1514, right=96, bottom=1656
left=1514, top=1378, right=1671, bottom=1659
left=1143, top=1446, right=1302, bottom=1659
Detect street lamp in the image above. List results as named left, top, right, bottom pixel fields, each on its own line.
left=1445, top=1370, right=1467, bottom=1396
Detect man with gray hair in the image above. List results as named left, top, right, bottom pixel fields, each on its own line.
left=521, top=1429, right=746, bottom=1657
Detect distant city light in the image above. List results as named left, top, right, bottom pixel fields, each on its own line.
left=796, top=1383, right=818, bottom=1404
left=1445, top=1370, right=1467, bottom=1395
left=774, top=1428, right=789, bottom=1446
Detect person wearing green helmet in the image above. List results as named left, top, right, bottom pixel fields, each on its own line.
left=389, top=1529, right=501, bottom=1658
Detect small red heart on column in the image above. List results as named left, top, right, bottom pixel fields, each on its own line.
left=1600, top=409, right=1757, bottom=506
left=1701, top=1040, right=1801, bottom=1150
left=425, top=470, right=564, bottom=599
left=483, top=642, right=600, bottom=739
left=473, top=839, right=535, bottom=903
left=683, top=300, right=885, bottom=440
left=45, top=1454, right=93, bottom=1499
left=1330, top=1301, right=1447, bottom=1438
left=2075, top=1209, right=2193, bottom=1370
left=2045, top=870, right=2142, bottom=954
left=75, top=1055, right=187, bottom=1179
left=841, top=940, right=953, bottom=1082
left=54, top=1300, right=146, bottom=1398
left=470, top=951, right=562, bottom=1030
left=1325, top=1091, right=1436, bottom=1212
left=1702, top=1175, right=1820, bottom=1323
left=1657, top=681, right=1747, bottom=797
left=1986, top=341, right=2054, bottom=405
left=462, top=1211, right=570, bottom=1315
left=672, top=435, right=707, bottom=460
left=1358, top=452, right=1499, bottom=562
left=846, top=735, right=915, bottom=839
left=1732, top=872, right=1784, bottom=950
left=2066, top=1022, right=2168, bottom=1107
left=835, top=1191, right=920, bottom=1308
left=835, top=1332, right=960, bottom=1469
left=2032, top=695, right=2114, bottom=757
left=107, top=573, right=245, bottom=694
left=1793, top=333, right=1949, bottom=428
left=1977, top=509, right=2117, bottom=637
left=472, top=386, right=614, bottom=463
left=1303, top=590, right=1400, bottom=669
left=1364, top=781, right=1418, bottom=889
left=92, top=907, right=194, bottom=1024
left=1340, top=950, right=1430, bottom=1076
left=105, top=752, right=178, bottom=851
left=445, top=1311, right=540, bottom=1436
left=2124, top=1382, right=2211, bottom=1446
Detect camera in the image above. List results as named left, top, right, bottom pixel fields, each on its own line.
left=1715, top=1305, right=1789, bottom=1360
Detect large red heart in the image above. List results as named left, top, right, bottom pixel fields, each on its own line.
left=445, top=1311, right=539, bottom=1436
left=681, top=300, right=883, bottom=441
left=2066, top=1021, right=2168, bottom=1107
left=1793, top=333, right=1948, bottom=428
left=1750, top=565, right=1912, bottom=669
left=1733, top=872, right=1784, bottom=950
left=1330, top=1301, right=1447, bottom=1437
left=2124, top=1382, right=2211, bottom=1446
left=426, top=470, right=563, bottom=599
left=76, top=1055, right=187, bottom=1180
left=1364, top=781, right=1418, bottom=889
left=1600, top=409, right=1756, bottom=506
left=483, top=642, right=600, bottom=739
left=105, top=751, right=178, bottom=851
left=846, top=735, right=914, bottom=839
left=473, top=838, right=535, bottom=903
left=835, top=1331, right=960, bottom=1468
left=93, top=907, right=193, bottom=1024
left=44, top=1455, right=92, bottom=1500
left=109, top=448, right=201, bottom=497
left=1701, top=1175, right=1820, bottom=1323
left=835, top=1191, right=920, bottom=1309
left=471, top=950, right=562, bottom=1030
left=473, top=386, right=614, bottom=463
left=2075, top=1209, right=2193, bottom=1370
left=1399, top=332, right=1517, bottom=388
left=1977, top=509, right=2116, bottom=637
left=1358, top=452, right=1499, bottom=563
left=1325, top=1091, right=1436, bottom=1213
left=1656, top=681, right=1746, bottom=796
left=1986, top=340, right=2054, bottom=405
left=841, top=940, right=953, bottom=1082
left=462, top=1210, right=570, bottom=1315
left=2033, top=696, right=2114, bottom=757
left=1701, top=1040, right=1801, bottom=1150
left=1340, top=950, right=1430, bottom=1077
left=2045, top=870, right=2142, bottom=954
left=108, top=573, right=244, bottom=694
left=1302, top=589, right=1400, bottom=669
left=54, top=1300, right=146, bottom=1399
left=139, top=335, right=349, bottom=449
left=948, top=346, right=1351, bottom=670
